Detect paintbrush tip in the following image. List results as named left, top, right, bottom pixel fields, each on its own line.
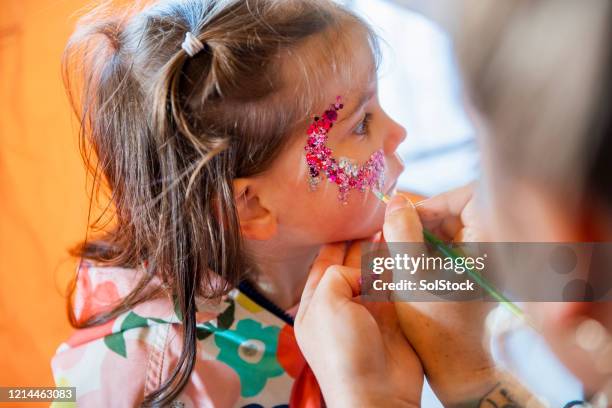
left=372, top=189, right=391, bottom=204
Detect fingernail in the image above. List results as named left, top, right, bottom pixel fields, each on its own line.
left=386, top=194, right=411, bottom=215
left=369, top=231, right=383, bottom=242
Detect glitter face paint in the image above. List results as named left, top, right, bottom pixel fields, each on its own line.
left=304, top=97, right=385, bottom=204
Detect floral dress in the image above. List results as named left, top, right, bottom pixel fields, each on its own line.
left=51, top=261, right=323, bottom=407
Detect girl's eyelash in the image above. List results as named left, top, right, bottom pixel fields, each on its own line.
left=353, top=113, right=372, bottom=137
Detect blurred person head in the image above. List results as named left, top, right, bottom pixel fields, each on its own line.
left=455, top=0, right=612, bottom=400
left=457, top=0, right=612, bottom=244
left=392, top=0, right=612, bottom=400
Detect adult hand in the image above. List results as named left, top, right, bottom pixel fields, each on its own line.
left=294, top=239, right=423, bottom=408
left=387, top=184, right=498, bottom=406
left=414, top=182, right=482, bottom=243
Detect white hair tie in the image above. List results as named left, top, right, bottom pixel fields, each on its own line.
left=181, top=32, right=205, bottom=57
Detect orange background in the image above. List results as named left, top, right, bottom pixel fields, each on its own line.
left=0, top=0, right=88, bottom=392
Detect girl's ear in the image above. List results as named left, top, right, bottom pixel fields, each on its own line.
left=233, top=178, right=278, bottom=240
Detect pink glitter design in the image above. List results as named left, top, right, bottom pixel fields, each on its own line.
left=304, top=96, right=385, bottom=203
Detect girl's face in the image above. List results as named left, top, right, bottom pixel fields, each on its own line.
left=258, top=58, right=407, bottom=245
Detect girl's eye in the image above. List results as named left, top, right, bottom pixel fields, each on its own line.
left=353, top=113, right=372, bottom=138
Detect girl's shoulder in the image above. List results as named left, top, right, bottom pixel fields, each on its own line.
left=51, top=261, right=308, bottom=407
left=66, top=259, right=234, bottom=326
left=50, top=261, right=235, bottom=406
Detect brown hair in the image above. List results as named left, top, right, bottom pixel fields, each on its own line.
left=63, top=0, right=378, bottom=405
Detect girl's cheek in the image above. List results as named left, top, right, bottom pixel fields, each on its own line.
left=324, top=190, right=385, bottom=226
left=328, top=134, right=380, bottom=163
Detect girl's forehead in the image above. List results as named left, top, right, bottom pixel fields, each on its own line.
left=313, top=61, right=376, bottom=118
left=322, top=49, right=377, bottom=113
left=281, top=23, right=377, bottom=118
left=317, top=75, right=376, bottom=123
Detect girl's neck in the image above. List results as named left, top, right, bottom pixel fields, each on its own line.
left=246, top=242, right=321, bottom=310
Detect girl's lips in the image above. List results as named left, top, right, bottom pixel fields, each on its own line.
left=394, top=152, right=406, bottom=173
left=385, top=154, right=404, bottom=195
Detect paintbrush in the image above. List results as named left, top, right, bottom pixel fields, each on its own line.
left=372, top=189, right=530, bottom=324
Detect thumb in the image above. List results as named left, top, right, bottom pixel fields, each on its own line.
left=383, top=194, right=424, bottom=243
left=317, top=265, right=362, bottom=302
left=296, top=243, right=346, bottom=323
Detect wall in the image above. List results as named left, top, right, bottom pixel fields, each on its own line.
left=0, top=0, right=88, bottom=390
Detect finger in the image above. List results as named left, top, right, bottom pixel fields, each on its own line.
left=415, top=183, right=474, bottom=230
left=453, top=226, right=483, bottom=243
left=440, top=215, right=463, bottom=241
left=370, top=231, right=383, bottom=243
left=383, top=194, right=424, bottom=243
left=345, top=231, right=380, bottom=267
left=427, top=225, right=453, bottom=242
left=460, top=193, right=479, bottom=230
left=317, top=265, right=361, bottom=301
left=344, top=240, right=362, bottom=268
left=345, top=230, right=384, bottom=268
left=362, top=299, right=397, bottom=327
left=298, top=243, right=346, bottom=319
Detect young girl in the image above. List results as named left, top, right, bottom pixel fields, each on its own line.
left=51, top=0, right=406, bottom=406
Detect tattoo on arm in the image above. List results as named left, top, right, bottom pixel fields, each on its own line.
left=480, top=382, right=523, bottom=408
left=453, top=382, right=525, bottom=408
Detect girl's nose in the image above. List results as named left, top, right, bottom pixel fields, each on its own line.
left=383, top=117, right=407, bottom=154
